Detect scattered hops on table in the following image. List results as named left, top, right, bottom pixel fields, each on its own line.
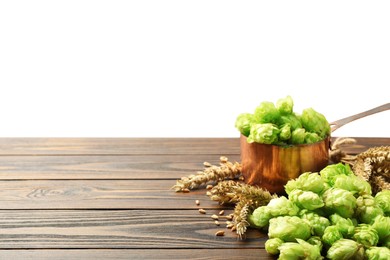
left=248, top=163, right=390, bottom=259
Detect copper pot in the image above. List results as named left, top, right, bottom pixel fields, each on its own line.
left=240, top=103, right=390, bottom=194
left=240, top=135, right=329, bottom=194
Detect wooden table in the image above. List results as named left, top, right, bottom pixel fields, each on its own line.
left=0, top=137, right=387, bottom=259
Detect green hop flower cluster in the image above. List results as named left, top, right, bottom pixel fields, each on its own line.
left=235, top=96, right=330, bottom=146
left=247, top=163, right=390, bottom=259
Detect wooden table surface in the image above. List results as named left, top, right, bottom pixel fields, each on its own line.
left=0, top=137, right=388, bottom=259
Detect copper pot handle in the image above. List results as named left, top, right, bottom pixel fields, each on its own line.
left=330, top=103, right=390, bottom=132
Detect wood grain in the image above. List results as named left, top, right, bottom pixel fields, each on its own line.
left=0, top=249, right=275, bottom=259
left=329, top=137, right=389, bottom=154
left=0, top=138, right=240, bottom=155
left=0, top=137, right=387, bottom=259
left=0, top=137, right=386, bottom=155
left=0, top=180, right=228, bottom=209
left=0, top=155, right=240, bottom=180
left=0, top=210, right=267, bottom=249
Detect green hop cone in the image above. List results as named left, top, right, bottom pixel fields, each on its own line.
left=235, top=113, right=254, bottom=137
left=276, top=95, right=294, bottom=115
left=383, top=236, right=390, bottom=248
left=333, top=174, right=372, bottom=196
left=291, top=128, right=306, bottom=144
left=356, top=195, right=384, bottom=224
left=277, top=242, right=305, bottom=260
left=301, top=107, right=330, bottom=138
left=278, top=239, right=322, bottom=260
left=266, top=196, right=300, bottom=217
left=371, top=215, right=390, bottom=243
left=248, top=206, right=271, bottom=228
left=304, top=132, right=322, bottom=144
left=285, top=172, right=325, bottom=195
left=323, top=188, right=357, bottom=218
left=265, top=237, right=283, bottom=255
left=247, top=123, right=280, bottom=144
left=278, top=113, right=302, bottom=131
left=307, top=236, right=323, bottom=252
left=353, top=224, right=379, bottom=248
left=326, top=239, right=365, bottom=260
left=365, top=247, right=390, bottom=260
left=320, top=163, right=354, bottom=187
left=279, top=123, right=291, bottom=141
left=268, top=216, right=311, bottom=242
left=254, top=101, right=280, bottom=124
left=329, top=213, right=355, bottom=238
left=300, top=210, right=330, bottom=237
left=289, top=189, right=324, bottom=210
left=235, top=96, right=331, bottom=145
left=249, top=197, right=300, bottom=229
left=375, top=190, right=390, bottom=215
left=322, top=225, right=343, bottom=246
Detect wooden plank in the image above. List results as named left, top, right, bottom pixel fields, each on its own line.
left=0, top=180, right=229, bottom=209
left=0, top=137, right=387, bottom=155
left=0, top=210, right=267, bottom=249
left=0, top=249, right=274, bottom=259
left=330, top=137, right=390, bottom=154
left=0, top=138, right=240, bottom=155
left=0, top=155, right=241, bottom=180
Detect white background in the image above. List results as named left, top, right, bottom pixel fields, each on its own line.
left=0, top=1, right=389, bottom=137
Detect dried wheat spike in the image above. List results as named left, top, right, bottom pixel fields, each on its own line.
left=233, top=200, right=250, bottom=239
left=329, top=137, right=357, bottom=164
left=372, top=175, right=390, bottom=191
left=209, top=180, right=277, bottom=205
left=209, top=180, right=276, bottom=239
left=353, top=146, right=390, bottom=194
left=172, top=158, right=242, bottom=192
